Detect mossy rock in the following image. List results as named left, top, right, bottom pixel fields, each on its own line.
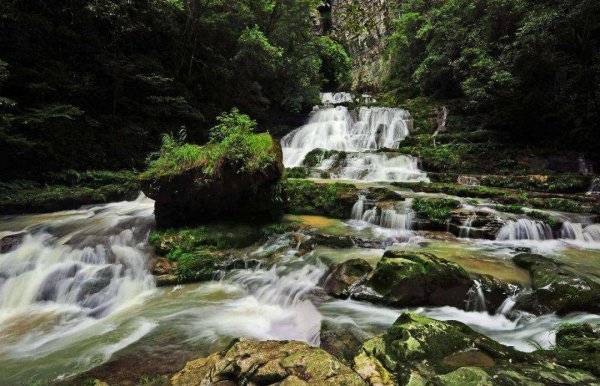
left=171, top=339, right=367, bottom=385
left=539, top=323, right=600, bottom=377
left=282, top=178, right=358, bottom=219
left=353, top=313, right=599, bottom=386
left=513, top=253, right=600, bottom=314
left=365, top=251, right=473, bottom=308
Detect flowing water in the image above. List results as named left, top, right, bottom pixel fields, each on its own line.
left=1, top=93, right=599, bottom=383
left=281, top=95, right=427, bottom=184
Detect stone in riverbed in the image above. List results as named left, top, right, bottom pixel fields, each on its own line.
left=513, top=253, right=600, bottom=315
left=0, top=232, right=26, bottom=253
left=352, top=312, right=599, bottom=386
left=322, top=258, right=374, bottom=298
left=171, top=339, right=367, bottom=386
left=362, top=251, right=473, bottom=308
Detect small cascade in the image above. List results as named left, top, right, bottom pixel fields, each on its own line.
left=351, top=196, right=414, bottom=230
left=320, top=92, right=353, bottom=105
left=281, top=106, right=413, bottom=168
left=497, top=285, right=526, bottom=316
left=560, top=222, right=600, bottom=242
left=316, top=152, right=429, bottom=182
left=496, top=219, right=553, bottom=241
left=458, top=216, right=476, bottom=238
left=588, top=177, right=600, bottom=195
left=465, top=280, right=487, bottom=312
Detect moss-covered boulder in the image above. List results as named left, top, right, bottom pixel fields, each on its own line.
left=322, top=259, right=374, bottom=298
left=282, top=179, right=359, bottom=219
left=141, top=133, right=283, bottom=228
left=513, top=253, right=600, bottom=314
left=171, top=339, right=367, bottom=386
left=448, top=209, right=504, bottom=240
left=363, top=251, right=473, bottom=308
left=539, top=323, right=600, bottom=377
left=353, top=313, right=599, bottom=386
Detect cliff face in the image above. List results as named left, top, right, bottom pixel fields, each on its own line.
left=331, top=0, right=397, bottom=91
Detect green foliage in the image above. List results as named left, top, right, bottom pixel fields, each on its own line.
left=317, top=36, right=352, bottom=90
left=541, top=198, right=585, bottom=213
left=285, top=167, right=311, bottom=179
left=171, top=250, right=225, bottom=282
left=302, top=149, right=345, bottom=168
left=0, top=0, right=336, bottom=178
left=142, top=110, right=276, bottom=179
left=384, top=0, right=600, bottom=159
left=496, top=205, right=524, bottom=214
left=0, top=170, right=139, bottom=214
left=282, top=178, right=358, bottom=219
left=412, top=198, right=461, bottom=226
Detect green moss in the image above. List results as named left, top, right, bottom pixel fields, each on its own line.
left=412, top=197, right=461, bottom=226
left=302, top=148, right=346, bottom=168
left=0, top=170, right=140, bottom=214
left=282, top=178, right=358, bottom=219
left=284, top=167, right=311, bottom=179
left=496, top=204, right=524, bottom=214
left=170, top=250, right=226, bottom=282
left=540, top=198, right=584, bottom=213
left=142, top=110, right=276, bottom=180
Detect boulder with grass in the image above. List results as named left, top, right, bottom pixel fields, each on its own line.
left=141, top=109, right=284, bottom=228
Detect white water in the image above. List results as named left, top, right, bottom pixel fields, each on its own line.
left=588, top=177, right=600, bottom=195
left=496, top=219, right=553, bottom=241
left=282, top=106, right=413, bottom=168
left=316, top=152, right=429, bottom=182
left=0, top=195, right=157, bottom=361
left=320, top=92, right=354, bottom=105
left=351, top=196, right=414, bottom=230
left=561, top=222, right=600, bottom=242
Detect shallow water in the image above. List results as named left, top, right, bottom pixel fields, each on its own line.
left=1, top=195, right=600, bottom=384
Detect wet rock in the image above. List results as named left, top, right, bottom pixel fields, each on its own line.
left=150, top=257, right=173, bottom=276
left=513, top=253, right=600, bottom=314
left=448, top=209, right=504, bottom=240
left=540, top=323, right=600, bottom=377
left=471, top=274, right=513, bottom=312
left=141, top=137, right=283, bottom=228
left=171, top=339, right=367, bottom=386
left=282, top=179, right=359, bottom=219
left=223, top=258, right=263, bottom=271
left=37, top=263, right=81, bottom=301
left=322, top=259, right=373, bottom=298
left=155, top=274, right=179, bottom=287
left=364, top=251, right=473, bottom=308
left=0, top=232, right=26, bottom=253
left=77, top=266, right=114, bottom=301
left=320, top=321, right=367, bottom=366
left=352, top=312, right=599, bottom=386
left=311, top=233, right=355, bottom=248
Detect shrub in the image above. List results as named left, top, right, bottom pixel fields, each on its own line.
left=412, top=198, right=461, bottom=226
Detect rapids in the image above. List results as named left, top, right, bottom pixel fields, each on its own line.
left=1, top=193, right=600, bottom=383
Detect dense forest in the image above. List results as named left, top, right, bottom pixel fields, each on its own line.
left=0, top=0, right=350, bottom=178
left=382, top=0, right=600, bottom=157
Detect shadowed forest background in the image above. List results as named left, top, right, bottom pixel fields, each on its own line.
left=0, top=0, right=599, bottom=179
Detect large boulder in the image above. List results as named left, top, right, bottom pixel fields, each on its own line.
left=513, top=253, right=600, bottom=314
left=353, top=313, right=599, bottom=386
left=171, top=339, right=367, bottom=386
left=360, top=251, right=473, bottom=308
left=141, top=137, right=283, bottom=228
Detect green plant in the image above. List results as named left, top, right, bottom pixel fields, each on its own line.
left=412, top=198, right=461, bottom=226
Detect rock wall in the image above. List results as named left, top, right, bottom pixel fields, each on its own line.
left=331, top=0, right=397, bottom=91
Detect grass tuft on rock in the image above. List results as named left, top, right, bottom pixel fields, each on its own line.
left=141, top=109, right=276, bottom=180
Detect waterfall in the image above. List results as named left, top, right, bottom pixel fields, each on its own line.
left=560, top=222, right=600, bottom=242
left=315, top=152, right=429, bottom=182
left=281, top=106, right=413, bottom=168
left=320, top=92, right=354, bottom=105
left=588, top=177, right=600, bottom=195
left=465, top=280, right=487, bottom=312
left=496, top=219, right=553, bottom=241
left=351, top=196, right=414, bottom=230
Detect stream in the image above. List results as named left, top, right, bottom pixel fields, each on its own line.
left=1, top=94, right=599, bottom=384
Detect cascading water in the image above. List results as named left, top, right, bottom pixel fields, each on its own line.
left=588, top=177, right=600, bottom=195
left=560, top=222, right=600, bottom=242
left=316, top=152, right=429, bottom=182
left=280, top=95, right=429, bottom=183
left=351, top=195, right=414, bottom=230
left=0, top=195, right=157, bottom=360
left=465, top=280, right=487, bottom=312
left=320, top=92, right=354, bottom=105
left=496, top=219, right=553, bottom=241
